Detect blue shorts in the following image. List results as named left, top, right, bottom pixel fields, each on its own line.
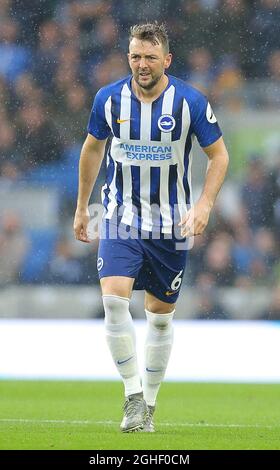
left=97, top=219, right=188, bottom=303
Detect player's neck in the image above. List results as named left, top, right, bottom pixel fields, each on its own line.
left=132, top=74, right=169, bottom=103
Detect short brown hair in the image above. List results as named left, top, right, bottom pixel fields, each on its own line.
left=129, top=22, right=169, bottom=54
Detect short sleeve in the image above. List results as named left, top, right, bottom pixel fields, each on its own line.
left=190, top=92, right=222, bottom=148
left=87, top=89, right=111, bottom=140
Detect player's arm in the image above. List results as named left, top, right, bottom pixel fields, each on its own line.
left=74, top=133, right=107, bottom=243
left=179, top=136, right=229, bottom=237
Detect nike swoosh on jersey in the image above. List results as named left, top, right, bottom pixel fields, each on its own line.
left=117, top=118, right=131, bottom=124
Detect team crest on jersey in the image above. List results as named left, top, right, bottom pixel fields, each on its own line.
left=158, top=114, right=176, bottom=133
left=97, top=257, right=104, bottom=271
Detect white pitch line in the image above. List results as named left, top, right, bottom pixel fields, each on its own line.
left=0, top=418, right=279, bottom=429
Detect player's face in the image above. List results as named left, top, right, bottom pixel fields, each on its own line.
left=128, top=38, right=172, bottom=90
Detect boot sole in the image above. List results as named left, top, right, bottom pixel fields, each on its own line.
left=120, top=423, right=145, bottom=433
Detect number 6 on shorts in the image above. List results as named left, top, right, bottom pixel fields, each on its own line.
left=171, top=270, right=183, bottom=291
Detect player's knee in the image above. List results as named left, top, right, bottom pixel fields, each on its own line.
left=145, top=299, right=175, bottom=314
left=102, top=295, right=130, bottom=324
left=145, top=309, right=175, bottom=331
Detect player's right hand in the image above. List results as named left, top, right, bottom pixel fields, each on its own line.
left=73, top=208, right=91, bottom=243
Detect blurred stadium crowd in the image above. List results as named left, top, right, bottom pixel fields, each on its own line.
left=0, top=0, right=280, bottom=319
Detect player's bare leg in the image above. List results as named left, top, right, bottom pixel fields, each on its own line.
left=142, top=291, right=176, bottom=432
left=100, top=276, right=147, bottom=432
left=100, top=276, right=134, bottom=298
left=144, top=292, right=175, bottom=314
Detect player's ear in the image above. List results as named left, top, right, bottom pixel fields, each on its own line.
left=164, top=53, right=172, bottom=70
left=127, top=52, right=133, bottom=70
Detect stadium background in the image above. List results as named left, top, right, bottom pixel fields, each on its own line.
left=0, top=0, right=280, bottom=382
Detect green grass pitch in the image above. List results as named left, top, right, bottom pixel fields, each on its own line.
left=0, top=381, right=279, bottom=450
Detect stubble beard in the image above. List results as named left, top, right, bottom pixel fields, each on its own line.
left=134, top=71, right=162, bottom=90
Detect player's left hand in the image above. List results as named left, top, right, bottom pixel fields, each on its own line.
left=73, top=207, right=91, bottom=243
left=178, top=198, right=212, bottom=238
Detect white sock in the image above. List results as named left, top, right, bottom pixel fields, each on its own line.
left=143, top=309, right=175, bottom=406
left=103, top=295, right=142, bottom=397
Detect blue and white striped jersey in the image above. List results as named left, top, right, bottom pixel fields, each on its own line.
left=87, top=74, right=222, bottom=233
